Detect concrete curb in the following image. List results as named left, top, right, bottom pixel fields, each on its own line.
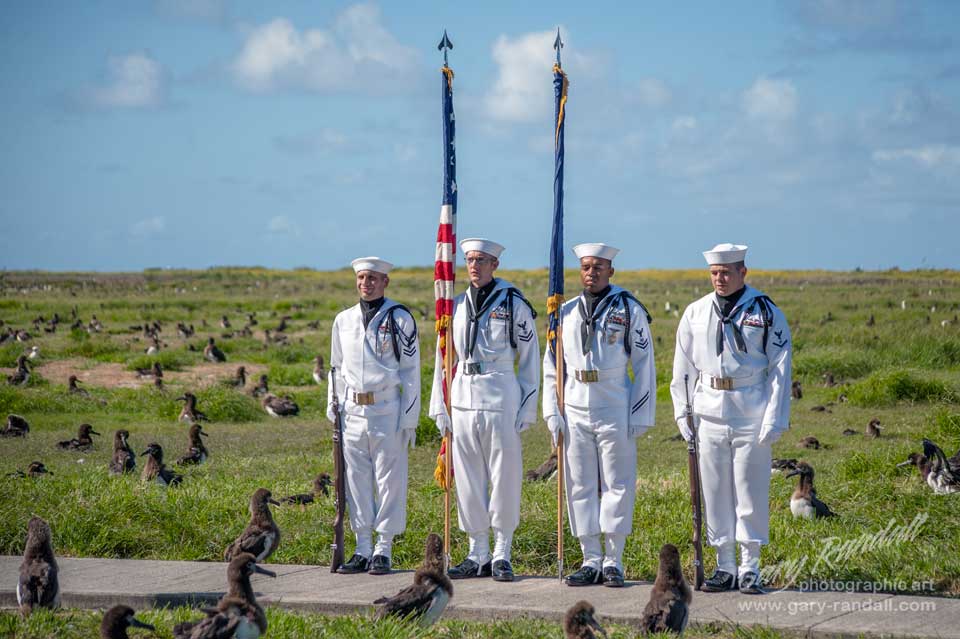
left=1, top=556, right=957, bottom=638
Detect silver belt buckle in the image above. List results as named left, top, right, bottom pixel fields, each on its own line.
left=352, top=391, right=375, bottom=405
left=711, top=377, right=734, bottom=391
left=464, top=362, right=483, bottom=375
left=575, top=369, right=599, bottom=383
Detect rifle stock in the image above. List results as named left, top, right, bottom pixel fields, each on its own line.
left=684, top=373, right=705, bottom=590
left=329, top=368, right=346, bottom=573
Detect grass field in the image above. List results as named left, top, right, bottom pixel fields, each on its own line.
left=2, top=266, right=959, bottom=615
left=0, top=606, right=792, bottom=639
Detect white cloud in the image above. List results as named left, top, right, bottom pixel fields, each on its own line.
left=872, top=145, right=960, bottom=168
left=267, top=215, right=300, bottom=236
left=230, top=4, right=416, bottom=94
left=485, top=28, right=594, bottom=123
left=742, top=76, right=798, bottom=120
left=130, top=216, right=166, bottom=238
left=82, top=53, right=166, bottom=109
left=632, top=78, right=672, bottom=109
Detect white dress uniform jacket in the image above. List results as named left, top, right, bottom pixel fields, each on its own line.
left=429, top=278, right=540, bottom=535
left=669, top=285, right=791, bottom=553
left=670, top=285, right=791, bottom=433
left=542, top=285, right=655, bottom=539
left=328, top=298, right=420, bottom=538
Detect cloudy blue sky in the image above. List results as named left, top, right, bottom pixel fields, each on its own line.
left=2, top=1, right=958, bottom=271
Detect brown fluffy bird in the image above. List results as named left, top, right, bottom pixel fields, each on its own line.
left=312, top=355, right=325, bottom=384
left=262, top=393, right=299, bottom=417
left=278, top=473, right=332, bottom=506
left=250, top=374, right=269, bottom=398
left=109, top=430, right=136, bottom=475
left=798, top=436, right=821, bottom=450
left=866, top=418, right=882, bottom=438
left=68, top=375, right=90, bottom=397
left=640, top=543, right=691, bottom=634
left=374, top=533, right=453, bottom=627
left=224, top=488, right=281, bottom=562
left=204, top=337, right=226, bottom=363
left=786, top=462, right=836, bottom=518
left=176, top=392, right=208, bottom=423
left=135, top=362, right=162, bottom=379
left=140, top=443, right=182, bottom=486
left=176, top=423, right=210, bottom=465
left=225, top=365, right=247, bottom=388
left=564, top=601, right=607, bottom=639
left=172, top=553, right=276, bottom=639
left=7, top=461, right=53, bottom=479
left=57, top=423, right=100, bottom=451
left=917, top=439, right=960, bottom=494
left=17, top=516, right=59, bottom=616
left=2, top=414, right=30, bottom=437
left=791, top=380, right=803, bottom=400
left=7, top=355, right=30, bottom=386
left=100, top=605, right=155, bottom=639
left=525, top=451, right=558, bottom=481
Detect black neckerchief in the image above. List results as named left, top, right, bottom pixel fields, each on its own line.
left=469, top=278, right=497, bottom=310
left=578, top=285, right=614, bottom=356
left=712, top=286, right=747, bottom=356
left=360, top=297, right=385, bottom=329
left=466, top=279, right=500, bottom=358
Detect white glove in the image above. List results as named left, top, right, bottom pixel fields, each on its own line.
left=758, top=424, right=783, bottom=445
left=435, top=414, right=452, bottom=436
left=401, top=428, right=416, bottom=449
left=546, top=415, right=565, bottom=447
left=676, top=417, right=694, bottom=443
left=628, top=424, right=651, bottom=439
left=326, top=403, right=337, bottom=424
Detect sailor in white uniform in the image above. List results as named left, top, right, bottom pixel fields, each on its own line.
left=429, top=238, right=540, bottom=583
left=327, top=256, right=420, bottom=576
left=543, top=243, right=656, bottom=588
left=670, top=243, right=792, bottom=594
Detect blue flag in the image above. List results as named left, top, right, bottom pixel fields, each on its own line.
left=547, top=65, right=568, bottom=361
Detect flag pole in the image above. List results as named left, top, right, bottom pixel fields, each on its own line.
left=551, top=28, right=568, bottom=583
left=437, top=29, right=455, bottom=573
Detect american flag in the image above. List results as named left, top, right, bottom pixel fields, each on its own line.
left=435, top=66, right=457, bottom=406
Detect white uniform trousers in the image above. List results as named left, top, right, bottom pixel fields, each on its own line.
left=452, top=406, right=522, bottom=535
left=696, top=416, right=772, bottom=549
left=563, top=404, right=637, bottom=538
left=342, top=411, right=408, bottom=537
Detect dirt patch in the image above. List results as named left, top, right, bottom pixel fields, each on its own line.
left=27, top=358, right=271, bottom=391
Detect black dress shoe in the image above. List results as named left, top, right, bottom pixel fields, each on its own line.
left=602, top=566, right=624, bottom=588
left=739, top=571, right=764, bottom=594
left=337, top=554, right=370, bottom=574
left=565, top=565, right=602, bottom=587
left=491, top=559, right=514, bottom=582
left=369, top=554, right=391, bottom=575
left=448, top=558, right=492, bottom=579
left=702, top=569, right=737, bottom=592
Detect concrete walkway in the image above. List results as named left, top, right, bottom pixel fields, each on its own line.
left=1, top=556, right=957, bottom=638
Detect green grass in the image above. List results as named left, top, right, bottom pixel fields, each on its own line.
left=0, top=607, right=797, bottom=639
left=1, top=267, right=960, bottom=599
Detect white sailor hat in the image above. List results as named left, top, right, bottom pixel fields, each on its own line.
left=459, top=238, right=505, bottom=259
left=351, top=256, right=393, bottom=275
left=573, top=243, right=620, bottom=262
left=702, top=243, right=748, bottom=265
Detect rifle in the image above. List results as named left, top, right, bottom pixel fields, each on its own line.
left=684, top=373, right=705, bottom=590
left=329, top=367, right=346, bottom=573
